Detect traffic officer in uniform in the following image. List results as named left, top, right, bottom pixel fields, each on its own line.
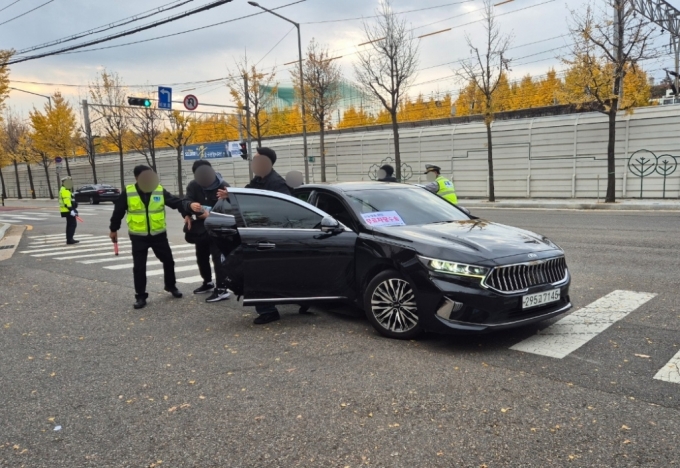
left=109, top=165, right=186, bottom=309
left=59, top=177, right=79, bottom=244
left=423, top=164, right=458, bottom=204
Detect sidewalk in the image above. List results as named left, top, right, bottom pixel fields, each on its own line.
left=459, top=198, right=680, bottom=211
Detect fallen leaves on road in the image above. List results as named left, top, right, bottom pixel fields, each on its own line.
left=501, top=408, right=511, bottom=413
left=621, top=425, right=631, bottom=431
left=634, top=354, right=650, bottom=359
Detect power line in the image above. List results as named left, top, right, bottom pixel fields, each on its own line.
left=7, top=0, right=235, bottom=65
left=0, top=0, right=53, bottom=27
left=0, top=0, right=24, bottom=14
left=14, top=0, right=197, bottom=55
left=256, top=26, right=296, bottom=67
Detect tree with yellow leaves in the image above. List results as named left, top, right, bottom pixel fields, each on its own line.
left=0, top=50, right=12, bottom=120
left=338, top=106, right=375, bottom=129
left=163, top=111, right=194, bottom=197
left=1, top=111, right=31, bottom=199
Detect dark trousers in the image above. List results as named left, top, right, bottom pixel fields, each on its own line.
left=195, top=238, right=227, bottom=288
left=256, top=304, right=278, bottom=315
left=65, top=215, right=77, bottom=241
left=131, top=234, right=176, bottom=299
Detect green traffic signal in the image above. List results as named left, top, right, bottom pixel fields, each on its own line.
left=144, top=99, right=151, bottom=107
left=127, top=97, right=153, bottom=107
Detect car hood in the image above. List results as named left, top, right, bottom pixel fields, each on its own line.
left=374, top=219, right=561, bottom=264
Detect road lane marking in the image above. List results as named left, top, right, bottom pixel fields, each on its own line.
left=31, top=243, right=132, bottom=257
left=55, top=251, right=130, bottom=261
left=654, top=351, right=680, bottom=384
left=29, top=234, right=68, bottom=239
left=21, top=241, right=126, bottom=254
left=29, top=236, right=105, bottom=246
left=177, top=275, right=204, bottom=284
left=510, top=290, right=657, bottom=359
left=104, top=256, right=196, bottom=270
left=53, top=244, right=193, bottom=261
left=146, top=264, right=199, bottom=276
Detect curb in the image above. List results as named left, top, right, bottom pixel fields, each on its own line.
left=460, top=201, right=680, bottom=211
left=0, top=223, right=9, bottom=240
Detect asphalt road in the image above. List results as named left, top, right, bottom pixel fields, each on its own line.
left=1, top=200, right=679, bottom=467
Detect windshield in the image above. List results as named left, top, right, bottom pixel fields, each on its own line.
left=345, top=187, right=469, bottom=227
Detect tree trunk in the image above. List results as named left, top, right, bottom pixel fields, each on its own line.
left=319, top=120, right=326, bottom=183
left=26, top=162, right=36, bottom=199
left=0, top=166, right=6, bottom=201
left=89, top=154, right=98, bottom=184
left=150, top=145, right=157, bottom=172
left=486, top=121, right=496, bottom=202
left=605, top=110, right=617, bottom=203
left=64, top=155, right=72, bottom=177
left=42, top=158, right=54, bottom=199
left=390, top=111, right=401, bottom=181
left=118, top=145, right=125, bottom=189
left=176, top=148, right=184, bottom=197
left=13, top=160, right=22, bottom=199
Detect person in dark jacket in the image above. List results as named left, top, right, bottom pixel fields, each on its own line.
left=377, top=164, right=397, bottom=182
left=217, top=147, right=290, bottom=325
left=184, top=160, right=231, bottom=303
left=109, top=165, right=186, bottom=310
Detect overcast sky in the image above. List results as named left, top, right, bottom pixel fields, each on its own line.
left=3, top=0, right=679, bottom=117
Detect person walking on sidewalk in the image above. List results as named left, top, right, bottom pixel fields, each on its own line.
left=423, top=164, right=458, bottom=205
left=109, top=165, right=186, bottom=310
left=217, top=147, right=290, bottom=325
left=59, top=177, right=79, bottom=245
left=184, top=159, right=231, bottom=303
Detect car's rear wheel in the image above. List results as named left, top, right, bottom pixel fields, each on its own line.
left=89, top=196, right=99, bottom=205
left=364, top=270, right=422, bottom=339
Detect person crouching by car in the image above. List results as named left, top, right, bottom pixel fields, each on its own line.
left=217, top=147, right=290, bottom=325
left=184, top=160, right=231, bottom=303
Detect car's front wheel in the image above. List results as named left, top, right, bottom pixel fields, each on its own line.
left=364, top=270, right=422, bottom=339
left=89, top=196, right=99, bottom=205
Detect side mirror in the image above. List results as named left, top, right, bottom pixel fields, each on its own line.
left=320, top=216, right=342, bottom=234
left=205, top=212, right=238, bottom=236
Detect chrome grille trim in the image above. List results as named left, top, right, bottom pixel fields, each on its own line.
left=483, top=257, right=568, bottom=294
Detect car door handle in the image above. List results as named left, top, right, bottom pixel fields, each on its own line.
left=256, top=242, right=276, bottom=251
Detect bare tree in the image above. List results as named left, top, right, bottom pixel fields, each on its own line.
left=354, top=0, right=419, bottom=181
left=163, top=111, right=194, bottom=197
left=564, top=0, right=654, bottom=203
left=227, top=57, right=278, bottom=146
left=457, top=0, right=511, bottom=202
left=129, top=101, right=162, bottom=171
left=292, top=39, right=342, bottom=182
left=89, top=71, right=129, bottom=188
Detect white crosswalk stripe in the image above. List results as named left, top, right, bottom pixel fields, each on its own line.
left=104, top=255, right=197, bottom=270
left=21, top=241, right=130, bottom=254
left=654, top=351, right=680, bottom=384
left=0, top=210, right=56, bottom=223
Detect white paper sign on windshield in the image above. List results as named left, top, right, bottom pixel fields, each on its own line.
left=361, top=211, right=406, bottom=227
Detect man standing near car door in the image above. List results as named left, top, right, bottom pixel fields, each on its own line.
left=59, top=177, right=79, bottom=245
left=184, top=159, right=231, bottom=303
left=423, top=164, right=458, bottom=205
left=109, top=165, right=186, bottom=310
left=217, top=147, right=290, bottom=325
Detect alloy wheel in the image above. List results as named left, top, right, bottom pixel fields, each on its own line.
left=89, top=196, right=95, bottom=205
left=370, top=278, right=418, bottom=333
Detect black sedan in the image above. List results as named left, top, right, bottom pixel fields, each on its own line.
left=205, top=183, right=571, bottom=339
left=73, top=184, right=120, bottom=204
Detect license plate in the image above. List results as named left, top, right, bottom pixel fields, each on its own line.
left=522, top=289, right=560, bottom=309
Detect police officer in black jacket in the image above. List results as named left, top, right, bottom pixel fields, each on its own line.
left=217, top=147, right=290, bottom=324
left=184, top=160, right=231, bottom=303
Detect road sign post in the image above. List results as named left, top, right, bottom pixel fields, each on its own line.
left=158, top=87, right=172, bottom=110
left=183, top=94, right=199, bottom=111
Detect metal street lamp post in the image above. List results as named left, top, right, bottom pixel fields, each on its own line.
left=248, top=1, right=309, bottom=183
left=9, top=87, right=51, bottom=108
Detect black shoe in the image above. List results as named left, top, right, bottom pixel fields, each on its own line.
left=133, top=298, right=147, bottom=309
left=193, top=282, right=214, bottom=294
left=66, top=240, right=80, bottom=245
left=165, top=288, right=183, bottom=298
left=253, top=312, right=280, bottom=325
left=206, top=289, right=231, bottom=303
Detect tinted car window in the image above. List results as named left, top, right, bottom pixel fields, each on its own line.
left=345, top=188, right=469, bottom=226
left=294, top=190, right=312, bottom=203
left=234, top=194, right=322, bottom=229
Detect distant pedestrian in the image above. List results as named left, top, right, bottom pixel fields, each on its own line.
left=59, top=177, right=79, bottom=245
left=217, top=147, right=290, bottom=324
left=109, top=165, right=186, bottom=309
left=377, top=164, right=397, bottom=182
left=184, top=160, right=231, bottom=303
left=423, top=164, right=458, bottom=205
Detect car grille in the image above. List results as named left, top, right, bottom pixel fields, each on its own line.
left=484, top=257, right=567, bottom=293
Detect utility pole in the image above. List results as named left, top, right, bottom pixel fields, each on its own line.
left=244, top=74, right=254, bottom=181
left=82, top=99, right=98, bottom=183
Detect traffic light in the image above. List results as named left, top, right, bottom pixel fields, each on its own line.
left=240, top=142, right=248, bottom=160
left=128, top=97, right=152, bottom=107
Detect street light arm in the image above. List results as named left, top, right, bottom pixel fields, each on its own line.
left=250, top=3, right=299, bottom=27
left=9, top=87, right=52, bottom=108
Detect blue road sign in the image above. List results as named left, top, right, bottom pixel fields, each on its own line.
left=183, top=142, right=231, bottom=161
left=158, top=87, right=172, bottom=109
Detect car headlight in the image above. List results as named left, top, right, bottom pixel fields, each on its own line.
left=419, top=256, right=489, bottom=279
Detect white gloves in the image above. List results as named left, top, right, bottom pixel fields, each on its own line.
left=70, top=210, right=76, bottom=217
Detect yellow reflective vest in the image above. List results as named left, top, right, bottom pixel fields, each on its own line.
left=126, top=184, right=166, bottom=236
left=59, top=186, right=73, bottom=213
left=436, top=176, right=458, bottom=205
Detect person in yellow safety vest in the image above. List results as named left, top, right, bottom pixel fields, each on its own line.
left=423, top=164, right=458, bottom=205
left=59, top=177, right=80, bottom=244
left=108, top=165, right=187, bottom=310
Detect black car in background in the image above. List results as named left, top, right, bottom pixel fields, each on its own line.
left=73, top=184, right=120, bottom=204
left=205, top=183, right=572, bottom=339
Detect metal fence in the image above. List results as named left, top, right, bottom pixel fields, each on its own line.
left=2, top=105, right=680, bottom=199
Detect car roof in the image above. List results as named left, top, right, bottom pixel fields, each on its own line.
left=296, top=182, right=419, bottom=193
